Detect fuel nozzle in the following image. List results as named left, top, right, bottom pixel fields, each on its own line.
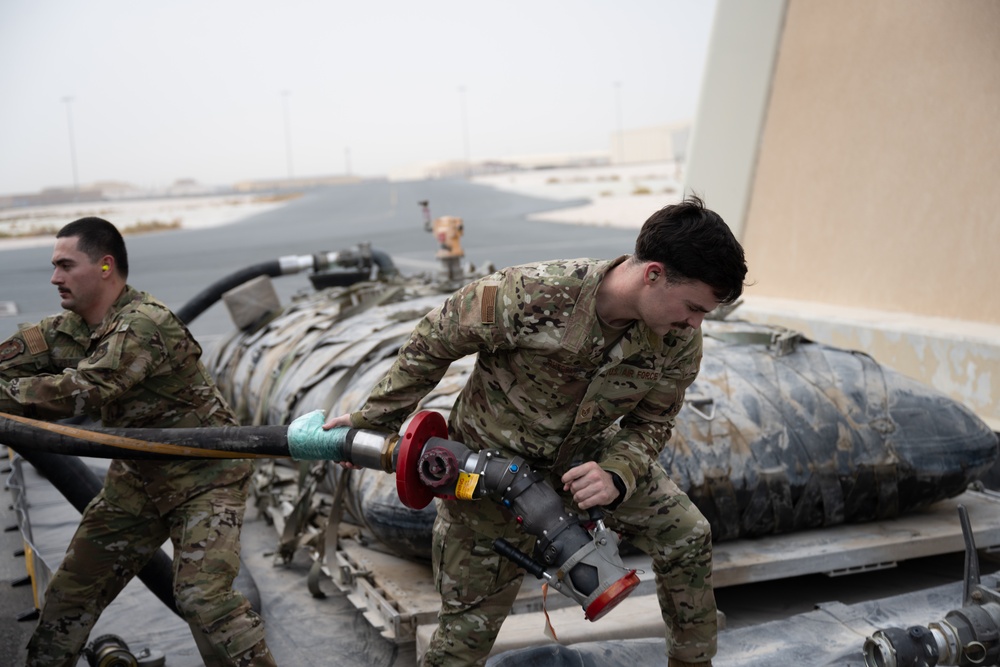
left=317, top=410, right=640, bottom=620
left=460, top=451, right=639, bottom=621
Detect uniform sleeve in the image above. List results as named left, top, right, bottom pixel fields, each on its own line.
left=0, top=315, right=167, bottom=421
left=352, top=273, right=514, bottom=432
left=0, top=324, right=55, bottom=415
left=598, top=331, right=703, bottom=502
left=0, top=331, right=44, bottom=374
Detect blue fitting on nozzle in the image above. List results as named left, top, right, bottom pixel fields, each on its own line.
left=286, top=410, right=350, bottom=461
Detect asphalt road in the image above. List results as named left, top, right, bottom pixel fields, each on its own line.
left=1, top=179, right=638, bottom=344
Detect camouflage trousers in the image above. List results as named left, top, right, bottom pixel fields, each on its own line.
left=422, top=461, right=716, bottom=666
left=25, top=480, right=274, bottom=667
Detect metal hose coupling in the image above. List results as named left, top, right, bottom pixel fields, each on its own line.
left=321, top=410, right=640, bottom=621
left=83, top=634, right=138, bottom=667
left=863, top=605, right=1000, bottom=667
left=863, top=505, right=1000, bottom=667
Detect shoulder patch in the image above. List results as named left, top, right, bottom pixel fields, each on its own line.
left=21, top=325, right=49, bottom=355
left=481, top=284, right=498, bottom=324
left=0, top=337, right=25, bottom=362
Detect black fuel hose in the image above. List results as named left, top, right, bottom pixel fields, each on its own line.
left=367, top=248, right=398, bottom=278
left=175, top=248, right=398, bottom=325
left=0, top=412, right=290, bottom=460
left=175, top=261, right=283, bottom=324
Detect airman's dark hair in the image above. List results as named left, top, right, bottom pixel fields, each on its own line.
left=633, top=194, right=747, bottom=304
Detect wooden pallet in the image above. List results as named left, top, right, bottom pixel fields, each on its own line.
left=327, top=488, right=1000, bottom=646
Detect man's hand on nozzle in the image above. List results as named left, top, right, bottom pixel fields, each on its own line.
left=561, top=461, right=620, bottom=510
left=322, top=413, right=359, bottom=468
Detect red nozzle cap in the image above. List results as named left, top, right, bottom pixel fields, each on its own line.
left=396, top=411, right=449, bottom=509
left=584, top=570, right=640, bottom=621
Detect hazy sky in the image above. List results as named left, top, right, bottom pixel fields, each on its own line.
left=0, top=0, right=717, bottom=194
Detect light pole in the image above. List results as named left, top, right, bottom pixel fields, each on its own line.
left=458, top=85, right=470, bottom=176
left=614, top=81, right=624, bottom=164
left=281, top=90, right=294, bottom=180
left=62, top=96, right=79, bottom=194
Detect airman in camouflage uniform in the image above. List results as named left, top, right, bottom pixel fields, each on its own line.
left=327, top=196, right=747, bottom=667
left=0, top=217, right=274, bottom=667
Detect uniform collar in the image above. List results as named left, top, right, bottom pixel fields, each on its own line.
left=91, top=285, right=138, bottom=337
left=562, top=256, right=629, bottom=354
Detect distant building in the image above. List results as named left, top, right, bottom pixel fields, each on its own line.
left=386, top=123, right=692, bottom=183
left=610, top=122, right=691, bottom=166
left=0, top=187, right=106, bottom=209
left=163, top=179, right=217, bottom=197
left=388, top=152, right=611, bottom=182
left=232, top=174, right=365, bottom=192
left=387, top=160, right=473, bottom=181
left=89, top=180, right=144, bottom=198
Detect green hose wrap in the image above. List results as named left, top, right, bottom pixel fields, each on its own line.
left=285, top=410, right=349, bottom=461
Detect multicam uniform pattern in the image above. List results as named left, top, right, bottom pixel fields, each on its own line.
left=351, top=257, right=717, bottom=665
left=0, top=286, right=273, bottom=667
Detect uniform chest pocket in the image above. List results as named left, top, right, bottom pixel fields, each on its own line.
left=79, top=327, right=129, bottom=372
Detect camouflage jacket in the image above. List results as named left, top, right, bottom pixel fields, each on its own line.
left=352, top=257, right=702, bottom=503
left=0, top=286, right=251, bottom=514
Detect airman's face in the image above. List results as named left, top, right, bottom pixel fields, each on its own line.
left=638, top=277, right=717, bottom=337
left=50, top=236, right=105, bottom=318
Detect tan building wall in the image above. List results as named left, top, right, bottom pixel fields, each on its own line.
left=743, top=0, right=1000, bottom=324
left=687, top=0, right=1000, bottom=429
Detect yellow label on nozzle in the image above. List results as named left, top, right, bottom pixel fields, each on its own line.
left=455, top=471, right=480, bottom=500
